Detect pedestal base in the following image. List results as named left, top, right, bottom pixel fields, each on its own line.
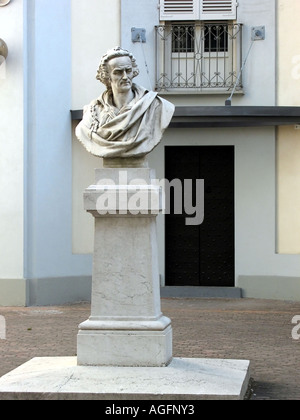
left=80, top=167, right=173, bottom=367
left=77, top=322, right=172, bottom=367
left=0, top=357, right=250, bottom=400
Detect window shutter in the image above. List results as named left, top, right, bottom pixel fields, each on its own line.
left=160, top=0, right=199, bottom=21
left=200, top=0, right=237, bottom=20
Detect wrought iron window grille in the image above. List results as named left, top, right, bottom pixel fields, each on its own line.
left=155, top=22, right=243, bottom=92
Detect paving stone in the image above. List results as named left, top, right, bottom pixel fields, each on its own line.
left=0, top=298, right=299, bottom=400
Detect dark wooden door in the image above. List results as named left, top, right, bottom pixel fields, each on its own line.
left=165, top=146, right=235, bottom=287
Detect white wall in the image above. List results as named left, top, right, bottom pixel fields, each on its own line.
left=72, top=0, right=277, bottom=255
left=235, top=0, right=276, bottom=106
left=121, top=0, right=159, bottom=93
left=70, top=0, right=300, bottom=297
left=121, top=0, right=276, bottom=107
left=0, top=0, right=24, bottom=280
left=148, top=127, right=300, bottom=287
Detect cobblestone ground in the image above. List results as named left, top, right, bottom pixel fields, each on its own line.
left=0, top=298, right=299, bottom=400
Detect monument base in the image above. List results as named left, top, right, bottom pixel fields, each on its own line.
left=77, top=322, right=172, bottom=367
left=0, top=357, right=250, bottom=400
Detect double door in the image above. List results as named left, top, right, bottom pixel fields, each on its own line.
left=165, top=146, right=235, bottom=287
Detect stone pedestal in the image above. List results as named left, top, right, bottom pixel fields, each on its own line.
left=0, top=165, right=251, bottom=400
left=77, top=167, right=172, bottom=367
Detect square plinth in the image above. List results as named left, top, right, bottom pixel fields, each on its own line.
left=0, top=357, right=250, bottom=400
left=77, top=325, right=172, bottom=367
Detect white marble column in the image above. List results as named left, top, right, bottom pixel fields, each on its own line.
left=77, top=167, right=172, bottom=367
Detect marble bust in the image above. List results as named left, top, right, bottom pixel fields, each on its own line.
left=75, top=47, right=175, bottom=160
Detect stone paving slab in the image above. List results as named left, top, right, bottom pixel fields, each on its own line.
left=0, top=357, right=250, bottom=400
left=0, top=298, right=299, bottom=400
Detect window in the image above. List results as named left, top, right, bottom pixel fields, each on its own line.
left=172, top=25, right=195, bottom=53
left=160, top=0, right=237, bottom=21
left=155, top=22, right=243, bottom=91
left=200, top=0, right=237, bottom=20
left=160, top=0, right=199, bottom=21
left=171, top=23, right=229, bottom=54
left=157, top=1, right=240, bottom=92
left=204, top=24, right=228, bottom=52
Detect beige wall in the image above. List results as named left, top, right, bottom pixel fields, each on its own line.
left=277, top=0, right=300, bottom=106
left=71, top=0, right=121, bottom=254
left=71, top=0, right=121, bottom=110
left=277, top=0, right=300, bottom=253
left=277, top=127, right=300, bottom=253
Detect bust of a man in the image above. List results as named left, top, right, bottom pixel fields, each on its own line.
left=75, top=47, right=175, bottom=161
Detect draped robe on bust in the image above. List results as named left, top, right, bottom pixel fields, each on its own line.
left=75, top=84, right=175, bottom=158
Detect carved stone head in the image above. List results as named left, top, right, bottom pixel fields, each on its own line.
left=96, top=47, right=140, bottom=90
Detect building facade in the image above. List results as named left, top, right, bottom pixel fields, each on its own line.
left=0, top=0, right=300, bottom=305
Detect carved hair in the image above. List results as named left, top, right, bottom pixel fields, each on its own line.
left=96, top=46, right=140, bottom=88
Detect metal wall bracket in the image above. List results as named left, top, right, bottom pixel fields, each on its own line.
left=131, top=28, right=146, bottom=43
left=251, top=26, right=265, bottom=41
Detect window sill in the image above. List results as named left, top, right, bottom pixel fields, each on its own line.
left=155, top=88, right=244, bottom=96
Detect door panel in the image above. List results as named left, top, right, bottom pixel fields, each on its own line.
left=165, top=146, right=234, bottom=287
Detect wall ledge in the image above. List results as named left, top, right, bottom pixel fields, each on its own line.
left=71, top=106, right=300, bottom=128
